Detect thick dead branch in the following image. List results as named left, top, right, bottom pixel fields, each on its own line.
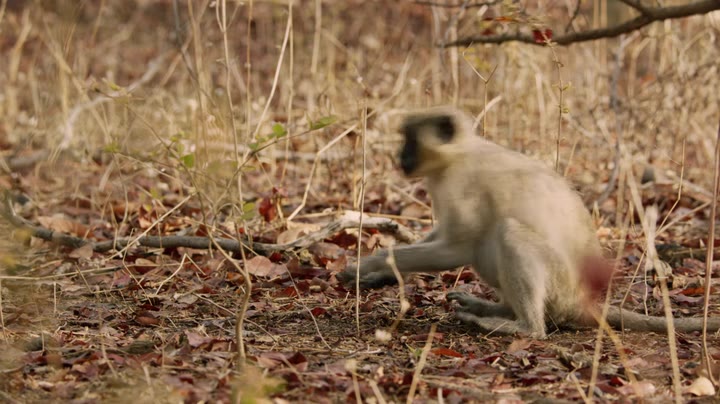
left=0, top=193, right=417, bottom=257
left=447, top=0, right=720, bottom=47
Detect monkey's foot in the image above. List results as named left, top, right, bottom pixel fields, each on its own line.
left=453, top=312, right=546, bottom=337
left=337, top=269, right=399, bottom=289
left=446, top=291, right=513, bottom=318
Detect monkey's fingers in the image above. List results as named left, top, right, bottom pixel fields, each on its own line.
left=446, top=291, right=471, bottom=303
left=335, top=270, right=355, bottom=285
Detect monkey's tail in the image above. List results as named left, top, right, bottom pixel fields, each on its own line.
left=605, top=306, right=720, bottom=333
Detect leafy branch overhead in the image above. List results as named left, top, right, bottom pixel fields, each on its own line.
left=436, top=0, right=720, bottom=47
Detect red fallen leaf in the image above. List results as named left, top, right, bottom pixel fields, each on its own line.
left=680, top=287, right=705, bottom=296
left=431, top=348, right=464, bottom=358
left=310, top=307, right=327, bottom=317
left=286, top=351, right=308, bottom=366
left=276, top=286, right=298, bottom=297
left=532, top=28, right=553, bottom=44
left=442, top=268, right=474, bottom=283
left=135, top=312, right=160, bottom=326
left=258, top=197, right=277, bottom=222
left=327, top=231, right=359, bottom=249
left=226, top=271, right=245, bottom=285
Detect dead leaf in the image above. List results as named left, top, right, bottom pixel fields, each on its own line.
left=616, top=381, right=656, bottom=397
left=400, top=203, right=429, bottom=219
left=244, top=256, right=286, bottom=278
left=37, top=214, right=89, bottom=236
left=68, top=244, right=93, bottom=259
left=432, top=348, right=464, bottom=358
left=686, top=376, right=716, bottom=396
left=507, top=339, right=532, bottom=354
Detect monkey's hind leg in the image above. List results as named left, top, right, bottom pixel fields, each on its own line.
left=452, top=219, right=551, bottom=338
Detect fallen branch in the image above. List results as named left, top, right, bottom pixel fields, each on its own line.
left=0, top=193, right=417, bottom=256
left=446, top=0, right=720, bottom=47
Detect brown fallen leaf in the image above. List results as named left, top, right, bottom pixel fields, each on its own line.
left=68, top=243, right=93, bottom=259
left=244, top=256, right=287, bottom=278
left=686, top=376, right=716, bottom=396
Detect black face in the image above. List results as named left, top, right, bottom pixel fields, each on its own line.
left=399, top=114, right=455, bottom=175
left=399, top=131, right=418, bottom=175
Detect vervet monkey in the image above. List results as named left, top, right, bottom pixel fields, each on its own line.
left=339, top=107, right=720, bottom=338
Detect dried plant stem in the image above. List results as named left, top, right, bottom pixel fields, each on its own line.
left=702, top=119, right=720, bottom=385
left=287, top=124, right=358, bottom=221
left=461, top=51, right=497, bottom=135
left=251, top=2, right=292, bottom=140
left=355, top=106, right=368, bottom=336
left=387, top=247, right=409, bottom=335
left=217, top=0, right=254, bottom=367
left=310, top=0, right=322, bottom=75
left=0, top=279, right=5, bottom=340
left=589, top=204, right=637, bottom=394
left=407, top=323, right=437, bottom=403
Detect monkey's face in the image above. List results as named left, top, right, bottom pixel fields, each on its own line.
left=399, top=114, right=456, bottom=177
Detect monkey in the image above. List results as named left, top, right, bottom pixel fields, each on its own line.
left=338, top=106, right=720, bottom=338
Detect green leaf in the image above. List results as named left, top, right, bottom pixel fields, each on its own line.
left=241, top=202, right=256, bottom=220
left=309, top=115, right=337, bottom=130
left=180, top=153, right=195, bottom=168
left=271, top=123, right=287, bottom=138
left=242, top=201, right=256, bottom=214
left=105, top=80, right=122, bottom=91
left=103, top=142, right=120, bottom=153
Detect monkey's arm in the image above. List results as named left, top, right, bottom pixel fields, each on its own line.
left=605, top=307, right=720, bottom=333
left=338, top=240, right=470, bottom=288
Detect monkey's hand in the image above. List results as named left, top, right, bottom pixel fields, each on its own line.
left=337, top=256, right=400, bottom=289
